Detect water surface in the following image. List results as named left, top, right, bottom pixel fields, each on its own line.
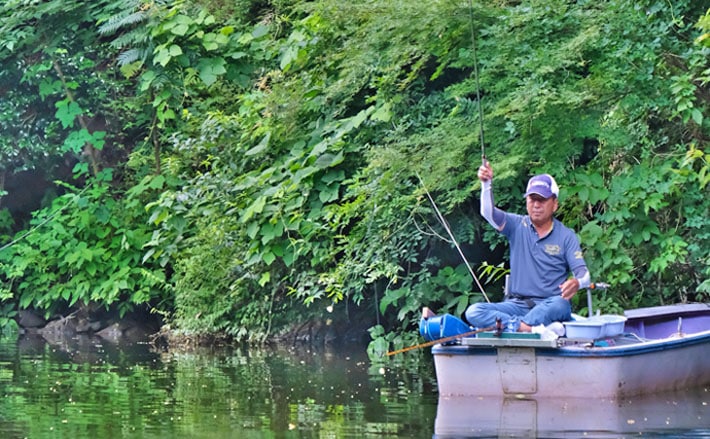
left=0, top=334, right=707, bottom=438
left=0, top=334, right=437, bottom=438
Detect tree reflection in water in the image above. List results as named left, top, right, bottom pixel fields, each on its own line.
left=0, top=334, right=437, bottom=438
left=1, top=334, right=706, bottom=438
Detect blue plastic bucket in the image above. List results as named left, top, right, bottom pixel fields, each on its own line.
left=420, top=314, right=470, bottom=341
left=419, top=315, right=443, bottom=341
left=440, top=314, right=471, bottom=337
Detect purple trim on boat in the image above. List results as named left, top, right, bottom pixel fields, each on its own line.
left=433, top=331, right=710, bottom=358
left=623, top=303, right=709, bottom=319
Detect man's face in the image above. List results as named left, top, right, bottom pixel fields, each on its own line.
left=526, top=194, right=558, bottom=224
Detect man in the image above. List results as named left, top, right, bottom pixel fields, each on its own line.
left=465, top=162, right=590, bottom=333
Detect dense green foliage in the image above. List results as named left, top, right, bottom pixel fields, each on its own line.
left=0, top=0, right=707, bottom=349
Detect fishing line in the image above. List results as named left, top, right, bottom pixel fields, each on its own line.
left=0, top=184, right=91, bottom=253
left=416, top=172, right=490, bottom=303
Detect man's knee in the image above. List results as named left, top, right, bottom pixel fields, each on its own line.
left=465, top=302, right=488, bottom=326
left=549, top=296, right=572, bottom=314
left=526, top=296, right=572, bottom=326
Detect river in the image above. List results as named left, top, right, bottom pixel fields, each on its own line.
left=0, top=334, right=707, bottom=438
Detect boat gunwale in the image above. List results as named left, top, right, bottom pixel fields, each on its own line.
left=432, top=329, right=710, bottom=358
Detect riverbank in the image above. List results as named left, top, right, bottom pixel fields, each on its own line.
left=16, top=304, right=373, bottom=351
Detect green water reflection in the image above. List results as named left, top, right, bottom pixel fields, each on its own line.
left=0, top=334, right=437, bottom=438
left=2, top=334, right=708, bottom=438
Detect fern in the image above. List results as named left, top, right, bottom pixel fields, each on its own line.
left=117, top=48, right=142, bottom=67
left=99, top=10, right=148, bottom=35
left=109, top=28, right=152, bottom=49
left=97, top=0, right=157, bottom=67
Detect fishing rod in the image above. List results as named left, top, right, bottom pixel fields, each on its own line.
left=416, top=172, right=490, bottom=303
left=407, top=4, right=492, bottom=303
left=386, top=323, right=496, bottom=356
left=468, top=0, right=486, bottom=165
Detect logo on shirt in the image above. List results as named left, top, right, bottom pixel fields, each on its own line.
left=544, top=244, right=561, bottom=255
left=574, top=250, right=584, bottom=260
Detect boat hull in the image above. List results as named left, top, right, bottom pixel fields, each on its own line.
left=432, top=304, right=710, bottom=398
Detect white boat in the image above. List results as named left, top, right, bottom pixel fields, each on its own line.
left=431, top=303, right=710, bottom=398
